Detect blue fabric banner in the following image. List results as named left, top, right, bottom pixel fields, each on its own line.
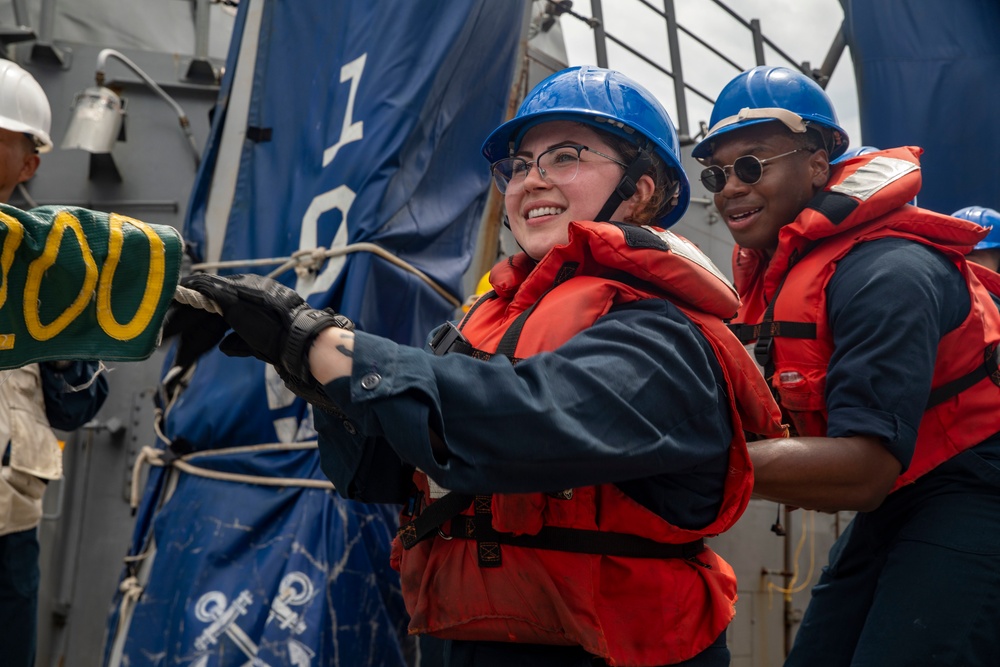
left=842, top=0, right=1000, bottom=214
left=113, top=450, right=409, bottom=666
left=173, top=0, right=524, bottom=447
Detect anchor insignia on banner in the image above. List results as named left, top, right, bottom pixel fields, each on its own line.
left=267, top=571, right=316, bottom=635
left=189, top=571, right=317, bottom=666
left=193, top=590, right=264, bottom=662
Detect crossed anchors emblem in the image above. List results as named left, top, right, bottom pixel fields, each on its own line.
left=190, top=571, right=317, bottom=666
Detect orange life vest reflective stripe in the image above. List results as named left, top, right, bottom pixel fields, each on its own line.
left=395, top=221, right=784, bottom=666
left=733, top=147, right=1000, bottom=491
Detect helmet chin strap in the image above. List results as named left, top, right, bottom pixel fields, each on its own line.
left=502, top=214, right=532, bottom=257
left=593, top=146, right=652, bottom=223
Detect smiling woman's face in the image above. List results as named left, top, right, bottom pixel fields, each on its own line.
left=505, top=121, right=643, bottom=261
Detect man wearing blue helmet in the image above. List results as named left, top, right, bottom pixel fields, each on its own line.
left=953, top=207, right=1000, bottom=314
left=830, top=145, right=879, bottom=164
left=173, top=66, right=786, bottom=666
left=696, top=65, right=1000, bottom=666
left=954, top=206, right=1000, bottom=273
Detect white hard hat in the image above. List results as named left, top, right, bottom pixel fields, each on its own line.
left=0, top=60, right=52, bottom=153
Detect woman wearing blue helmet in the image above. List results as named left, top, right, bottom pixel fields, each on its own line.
left=481, top=65, right=691, bottom=237
left=175, top=66, right=784, bottom=667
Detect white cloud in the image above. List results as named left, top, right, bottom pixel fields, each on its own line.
left=560, top=0, right=861, bottom=147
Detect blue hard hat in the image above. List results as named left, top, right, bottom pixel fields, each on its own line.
left=832, top=145, right=880, bottom=164
left=952, top=206, right=1000, bottom=251
left=481, top=66, right=690, bottom=228
left=692, top=66, right=849, bottom=160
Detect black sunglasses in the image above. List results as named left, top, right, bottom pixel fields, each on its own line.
left=700, top=148, right=808, bottom=193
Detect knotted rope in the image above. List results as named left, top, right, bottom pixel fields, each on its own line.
left=187, top=242, right=461, bottom=308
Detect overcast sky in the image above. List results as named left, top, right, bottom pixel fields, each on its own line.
left=558, top=0, right=860, bottom=148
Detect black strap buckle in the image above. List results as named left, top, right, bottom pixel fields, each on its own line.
left=754, top=336, right=774, bottom=368
left=429, top=322, right=473, bottom=357
left=397, top=492, right=474, bottom=549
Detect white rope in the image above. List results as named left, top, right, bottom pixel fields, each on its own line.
left=61, top=360, right=111, bottom=392
left=130, top=442, right=335, bottom=509
left=190, top=255, right=294, bottom=271
left=182, top=440, right=325, bottom=460
left=130, top=446, right=161, bottom=509
left=119, top=575, right=144, bottom=604
left=114, top=574, right=146, bottom=641
left=189, top=242, right=462, bottom=308
left=172, top=284, right=223, bottom=314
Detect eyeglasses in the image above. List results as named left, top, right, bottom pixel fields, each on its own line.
left=699, top=148, right=809, bottom=194
left=491, top=143, right=627, bottom=195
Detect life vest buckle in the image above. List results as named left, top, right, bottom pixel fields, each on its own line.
left=754, top=336, right=774, bottom=368
left=429, top=322, right=472, bottom=356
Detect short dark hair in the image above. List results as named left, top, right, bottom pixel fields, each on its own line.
left=20, top=132, right=38, bottom=154
left=801, top=126, right=829, bottom=154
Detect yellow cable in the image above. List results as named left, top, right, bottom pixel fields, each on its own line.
left=766, top=509, right=817, bottom=603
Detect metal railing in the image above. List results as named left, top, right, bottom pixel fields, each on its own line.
left=546, top=0, right=845, bottom=142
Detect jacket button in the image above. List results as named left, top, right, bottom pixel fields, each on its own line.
left=343, top=421, right=357, bottom=435
left=360, top=373, right=381, bottom=390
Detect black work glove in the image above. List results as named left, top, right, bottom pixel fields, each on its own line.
left=160, top=300, right=230, bottom=371
left=180, top=273, right=354, bottom=415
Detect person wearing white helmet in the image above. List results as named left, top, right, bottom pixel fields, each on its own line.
left=0, top=59, right=107, bottom=667
left=696, top=65, right=1000, bottom=666
left=0, top=57, right=53, bottom=190
left=170, top=66, right=787, bottom=666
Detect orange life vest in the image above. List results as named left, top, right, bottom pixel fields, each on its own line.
left=970, top=262, right=1000, bottom=303
left=731, top=147, right=1000, bottom=491
left=394, top=221, right=785, bottom=666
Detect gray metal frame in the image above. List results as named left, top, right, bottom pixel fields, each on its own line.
left=553, top=0, right=846, bottom=141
